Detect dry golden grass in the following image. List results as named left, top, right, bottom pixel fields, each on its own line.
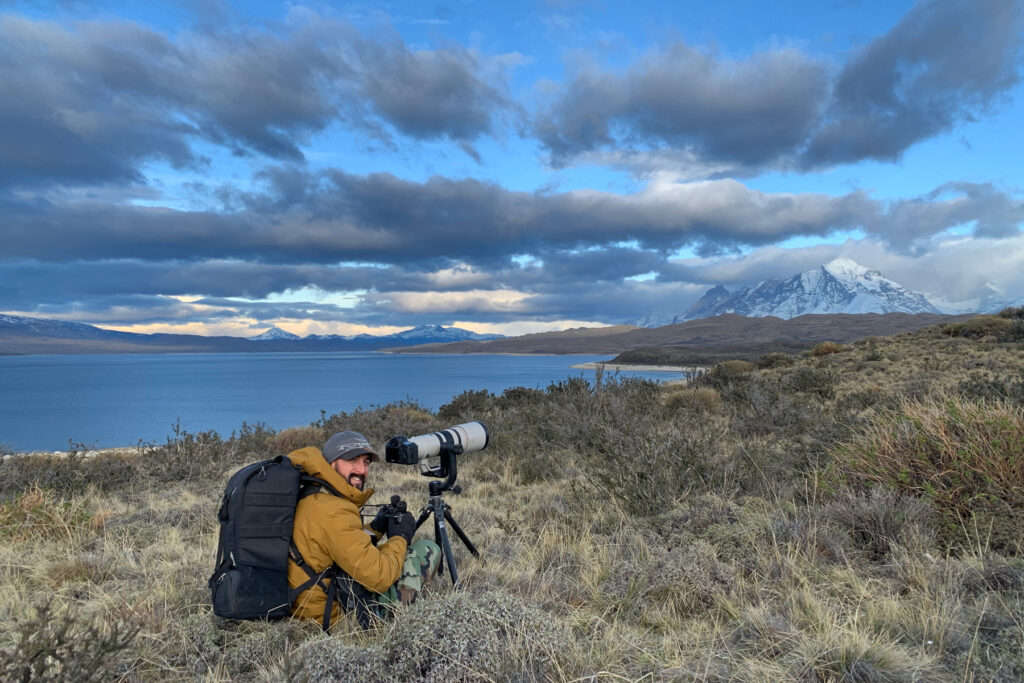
left=1, top=318, right=1023, bottom=680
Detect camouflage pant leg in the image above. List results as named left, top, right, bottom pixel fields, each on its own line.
left=379, top=539, right=441, bottom=606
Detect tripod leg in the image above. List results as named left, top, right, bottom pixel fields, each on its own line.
left=414, top=508, right=431, bottom=531
left=433, top=512, right=445, bottom=579
left=443, top=508, right=480, bottom=557
left=436, top=516, right=460, bottom=586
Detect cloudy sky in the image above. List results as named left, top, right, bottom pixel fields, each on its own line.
left=2, top=0, right=1023, bottom=337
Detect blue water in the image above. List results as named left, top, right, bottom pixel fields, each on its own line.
left=0, top=352, right=681, bottom=452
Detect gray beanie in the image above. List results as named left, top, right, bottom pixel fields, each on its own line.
left=323, top=430, right=378, bottom=464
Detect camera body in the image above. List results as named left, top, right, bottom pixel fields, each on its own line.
left=385, top=421, right=489, bottom=465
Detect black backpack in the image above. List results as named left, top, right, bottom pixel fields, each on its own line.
left=208, top=455, right=379, bottom=630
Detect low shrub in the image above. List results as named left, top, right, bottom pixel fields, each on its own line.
left=697, top=360, right=757, bottom=392
left=780, top=366, right=837, bottom=399
left=600, top=538, right=734, bottom=624
left=958, top=370, right=1024, bottom=406
left=299, top=590, right=571, bottom=682
left=942, top=315, right=1014, bottom=339
left=0, top=485, right=96, bottom=542
left=0, top=601, right=138, bottom=682
left=494, top=385, right=545, bottom=409
left=827, top=395, right=1024, bottom=554
left=269, top=426, right=325, bottom=454
left=576, top=414, right=727, bottom=516
left=437, top=389, right=496, bottom=423
left=756, top=351, right=795, bottom=369
left=810, top=341, right=844, bottom=356
left=997, top=305, right=1024, bottom=320
left=0, top=450, right=138, bottom=500
left=317, top=401, right=437, bottom=446
left=145, top=425, right=237, bottom=485
left=662, top=386, right=722, bottom=415
left=823, top=488, right=935, bottom=560
left=863, top=337, right=885, bottom=361
left=997, top=319, right=1024, bottom=343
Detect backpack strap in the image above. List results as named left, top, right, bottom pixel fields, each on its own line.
left=289, top=539, right=338, bottom=631
left=299, top=475, right=343, bottom=498
left=290, top=475, right=377, bottom=630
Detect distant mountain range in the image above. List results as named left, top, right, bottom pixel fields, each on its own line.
left=629, top=258, right=1015, bottom=327
left=247, top=323, right=501, bottom=344
left=0, top=315, right=501, bottom=355
left=389, top=312, right=972, bottom=358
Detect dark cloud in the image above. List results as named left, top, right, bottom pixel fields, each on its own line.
left=536, top=44, right=828, bottom=167
left=867, top=181, right=1024, bottom=252
left=347, top=34, right=514, bottom=142
left=0, top=258, right=503, bottom=311
left=537, top=0, right=1024, bottom=172
left=0, top=173, right=886, bottom=264
left=804, top=0, right=1024, bottom=166
left=0, top=16, right=198, bottom=188
left=0, top=255, right=699, bottom=326
left=4, top=171, right=1020, bottom=268
left=4, top=174, right=1019, bottom=328
left=0, top=14, right=514, bottom=191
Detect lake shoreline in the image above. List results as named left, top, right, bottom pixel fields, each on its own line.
left=571, top=361, right=697, bottom=372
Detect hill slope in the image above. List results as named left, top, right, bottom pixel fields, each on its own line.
left=386, top=312, right=972, bottom=357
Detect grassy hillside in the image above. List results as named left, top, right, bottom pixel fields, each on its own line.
left=386, top=312, right=972, bottom=355
left=1, top=312, right=1022, bottom=681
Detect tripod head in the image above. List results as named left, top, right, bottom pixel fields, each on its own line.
left=421, top=443, right=463, bottom=495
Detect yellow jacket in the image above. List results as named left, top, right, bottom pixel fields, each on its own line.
left=286, top=446, right=407, bottom=624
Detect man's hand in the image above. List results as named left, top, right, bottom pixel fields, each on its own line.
left=369, top=506, right=390, bottom=534
left=387, top=511, right=416, bottom=545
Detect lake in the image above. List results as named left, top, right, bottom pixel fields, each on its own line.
left=0, top=352, right=683, bottom=453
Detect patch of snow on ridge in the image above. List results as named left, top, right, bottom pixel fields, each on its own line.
left=823, top=257, right=871, bottom=282
left=249, top=326, right=301, bottom=341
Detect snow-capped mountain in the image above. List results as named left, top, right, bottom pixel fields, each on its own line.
left=249, top=326, right=301, bottom=341
left=629, top=259, right=945, bottom=327
left=389, top=324, right=502, bottom=342
left=0, top=315, right=504, bottom=354
left=253, top=324, right=502, bottom=343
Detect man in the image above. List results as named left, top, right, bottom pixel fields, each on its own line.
left=286, top=430, right=440, bottom=628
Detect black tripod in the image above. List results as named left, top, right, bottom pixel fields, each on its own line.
left=414, top=443, right=480, bottom=586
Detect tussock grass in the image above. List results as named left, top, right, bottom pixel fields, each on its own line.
left=2, top=322, right=1024, bottom=680
left=828, top=394, right=1024, bottom=554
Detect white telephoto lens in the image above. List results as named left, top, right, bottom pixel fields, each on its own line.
left=406, top=421, right=489, bottom=459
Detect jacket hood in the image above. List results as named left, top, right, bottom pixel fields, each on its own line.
left=286, top=446, right=374, bottom=507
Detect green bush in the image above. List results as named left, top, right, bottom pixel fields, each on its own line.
left=942, top=315, right=1015, bottom=339
left=997, top=320, right=1024, bottom=343
left=696, top=360, right=757, bottom=392
left=780, top=365, right=837, bottom=399
left=663, top=386, right=722, bottom=415
left=997, top=306, right=1024, bottom=320
left=145, top=424, right=236, bottom=485
left=756, top=351, right=795, bottom=368
left=827, top=395, right=1024, bottom=554
left=437, top=389, right=495, bottom=424
left=317, top=401, right=437, bottom=447
left=810, top=341, right=844, bottom=356
left=0, top=450, right=138, bottom=500
left=958, top=370, right=1024, bottom=407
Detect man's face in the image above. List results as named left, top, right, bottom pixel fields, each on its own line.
left=331, top=453, right=372, bottom=490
